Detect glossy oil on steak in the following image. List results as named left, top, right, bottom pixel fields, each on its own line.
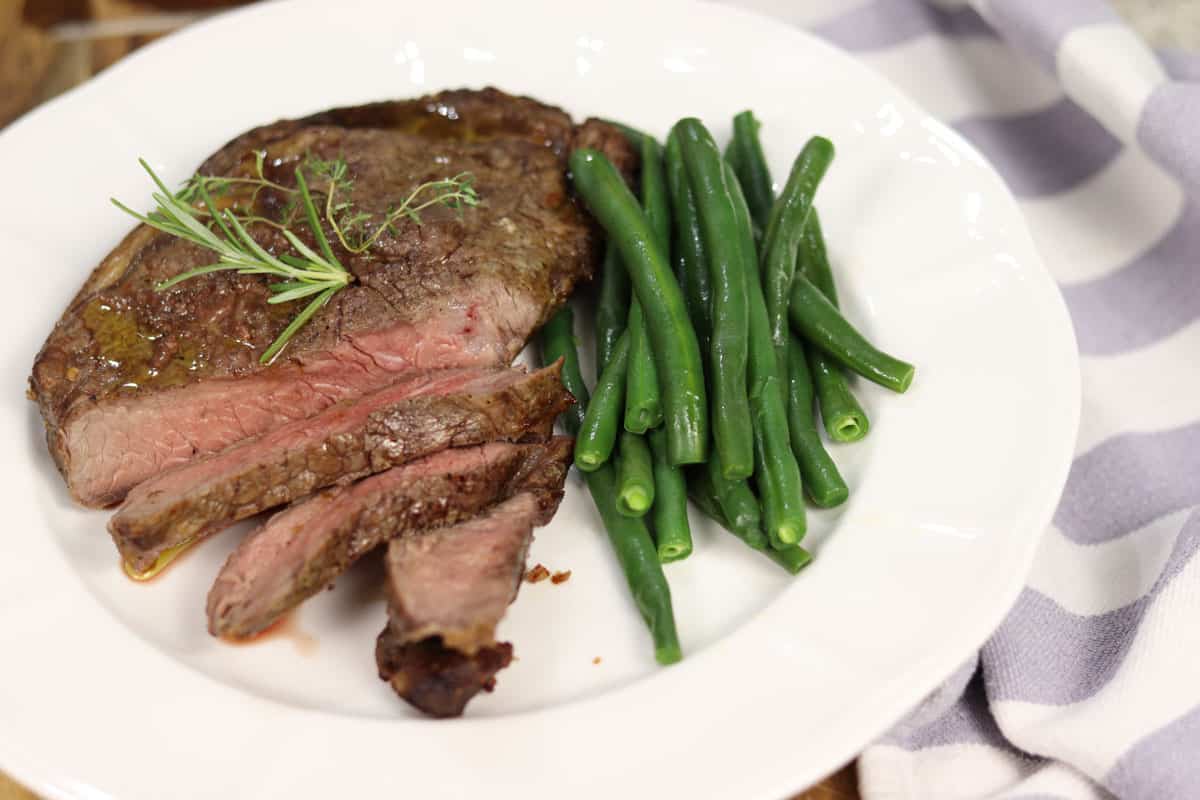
left=110, top=363, right=570, bottom=573
left=376, top=491, right=561, bottom=717
left=30, top=88, right=631, bottom=507
left=206, top=437, right=572, bottom=640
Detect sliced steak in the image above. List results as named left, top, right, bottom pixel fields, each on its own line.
left=206, top=437, right=572, bottom=639
left=109, top=363, right=570, bottom=573
left=30, top=87, right=633, bottom=507
left=376, top=490, right=557, bottom=717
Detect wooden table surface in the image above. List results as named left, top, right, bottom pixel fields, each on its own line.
left=0, top=1, right=1185, bottom=798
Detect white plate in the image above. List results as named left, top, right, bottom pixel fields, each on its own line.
left=0, top=1, right=1079, bottom=798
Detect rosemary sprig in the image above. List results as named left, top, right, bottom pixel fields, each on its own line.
left=323, top=170, right=479, bottom=253
left=112, top=155, right=479, bottom=364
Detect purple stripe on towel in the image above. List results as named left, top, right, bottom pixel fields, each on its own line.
left=889, top=674, right=1023, bottom=752
left=814, top=0, right=992, bottom=52
left=1157, top=47, right=1200, bottom=81
left=1054, top=422, right=1200, bottom=545
left=953, top=98, right=1120, bottom=196
left=1138, top=82, right=1200, bottom=193
left=985, top=0, right=1119, bottom=72
left=984, top=511, right=1200, bottom=704
left=881, top=655, right=980, bottom=744
left=1061, top=200, right=1200, bottom=355
left=1105, top=704, right=1200, bottom=800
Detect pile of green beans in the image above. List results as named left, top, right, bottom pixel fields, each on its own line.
left=545, top=113, right=913, bottom=665
left=539, top=308, right=682, bottom=665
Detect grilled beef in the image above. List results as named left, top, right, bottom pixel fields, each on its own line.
left=110, top=363, right=570, bottom=573
left=206, top=437, right=572, bottom=640
left=376, top=635, right=513, bottom=719
left=376, top=490, right=559, bottom=717
left=30, top=88, right=631, bottom=507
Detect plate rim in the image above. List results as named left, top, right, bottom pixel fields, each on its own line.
left=0, top=1, right=1081, bottom=797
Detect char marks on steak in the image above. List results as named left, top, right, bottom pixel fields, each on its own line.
left=376, top=491, right=558, bottom=717
left=206, top=437, right=572, bottom=640
left=110, top=363, right=571, bottom=573
left=30, top=88, right=632, bottom=507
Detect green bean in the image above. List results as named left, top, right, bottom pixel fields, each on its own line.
left=623, top=134, right=671, bottom=434
left=798, top=211, right=869, bottom=442
left=595, top=243, right=629, bottom=371
left=665, top=130, right=713, bottom=351
left=648, top=426, right=693, bottom=562
left=671, top=119, right=753, bottom=478
left=790, top=274, right=915, bottom=393
left=809, top=343, right=870, bottom=443
left=616, top=431, right=655, bottom=517
left=769, top=542, right=814, bottom=573
left=640, top=135, right=672, bottom=256
left=723, top=159, right=807, bottom=549
left=574, top=330, right=630, bottom=471
left=728, top=111, right=777, bottom=231
left=624, top=301, right=663, bottom=432
left=703, top=456, right=766, bottom=550
left=570, top=149, right=708, bottom=466
left=686, top=470, right=727, bottom=527
left=787, top=333, right=848, bottom=507
left=538, top=307, right=589, bottom=438
left=800, top=210, right=840, bottom=304
left=539, top=315, right=682, bottom=665
left=587, top=462, right=682, bottom=664
left=726, top=120, right=841, bottom=486
left=761, top=137, right=835, bottom=368
left=688, top=470, right=812, bottom=574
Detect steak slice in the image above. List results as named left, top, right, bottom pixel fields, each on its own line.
left=30, top=87, right=632, bottom=507
left=376, top=490, right=558, bottom=717
left=375, top=636, right=513, bottom=720
left=206, top=437, right=572, bottom=639
left=109, top=362, right=571, bottom=573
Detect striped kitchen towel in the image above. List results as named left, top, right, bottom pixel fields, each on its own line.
left=728, top=1, right=1200, bottom=798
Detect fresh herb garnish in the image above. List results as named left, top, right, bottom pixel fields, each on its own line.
left=113, top=154, right=479, bottom=364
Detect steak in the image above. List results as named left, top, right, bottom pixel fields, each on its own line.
left=206, top=437, right=572, bottom=640
left=376, top=491, right=557, bottom=717
left=375, top=636, right=513, bottom=720
left=109, top=362, right=571, bottom=573
left=30, top=88, right=632, bottom=507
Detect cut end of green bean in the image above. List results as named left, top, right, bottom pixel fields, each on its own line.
left=829, top=412, right=869, bottom=443
left=667, top=446, right=708, bottom=467
left=774, top=523, right=802, bottom=547
left=655, top=641, right=683, bottom=665
left=574, top=451, right=606, bottom=472
left=658, top=541, right=693, bottom=564
left=894, top=363, right=916, bottom=394
left=625, top=408, right=656, bottom=435
left=617, top=487, right=653, bottom=517
left=809, top=483, right=849, bottom=509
